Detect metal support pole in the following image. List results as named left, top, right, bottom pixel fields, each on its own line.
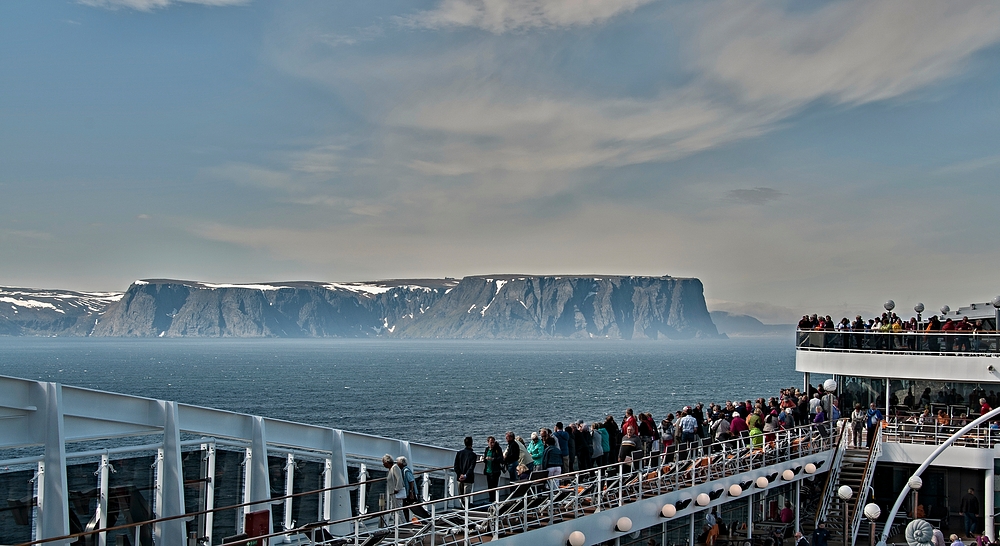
left=98, top=454, right=110, bottom=546
left=240, top=447, right=252, bottom=534
left=804, top=372, right=811, bottom=396
left=795, top=480, right=801, bottom=534
left=358, top=464, right=369, bottom=515
left=689, top=513, right=696, bottom=546
left=748, top=494, right=754, bottom=541
left=322, top=458, right=333, bottom=523
left=203, top=443, right=216, bottom=546
left=283, top=453, right=295, bottom=542
left=987, top=465, right=995, bottom=541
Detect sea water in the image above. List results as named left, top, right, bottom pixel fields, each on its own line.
left=0, top=337, right=801, bottom=448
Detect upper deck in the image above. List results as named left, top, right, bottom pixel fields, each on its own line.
left=795, top=330, right=1000, bottom=382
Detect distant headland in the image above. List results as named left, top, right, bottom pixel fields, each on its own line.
left=0, top=275, right=726, bottom=339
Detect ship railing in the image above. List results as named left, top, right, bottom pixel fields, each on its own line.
left=795, top=329, right=1000, bottom=355
left=849, top=424, right=882, bottom=546
left=881, top=416, right=1000, bottom=449
left=813, top=418, right=851, bottom=527
left=11, top=422, right=836, bottom=546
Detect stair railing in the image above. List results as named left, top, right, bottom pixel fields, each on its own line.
left=814, top=418, right=850, bottom=527
left=850, top=425, right=883, bottom=546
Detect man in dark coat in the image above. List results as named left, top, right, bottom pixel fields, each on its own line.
left=960, top=488, right=980, bottom=538
left=453, top=436, right=477, bottom=505
left=503, top=431, right=520, bottom=481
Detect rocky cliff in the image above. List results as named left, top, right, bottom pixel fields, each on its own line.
left=1, top=275, right=721, bottom=339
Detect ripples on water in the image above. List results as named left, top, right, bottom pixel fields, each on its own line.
left=0, top=337, right=800, bottom=448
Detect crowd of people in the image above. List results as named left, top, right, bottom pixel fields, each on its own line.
left=797, top=312, right=995, bottom=353
left=446, top=383, right=871, bottom=503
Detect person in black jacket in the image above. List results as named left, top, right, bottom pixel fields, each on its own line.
left=453, top=437, right=477, bottom=506
left=503, top=432, right=520, bottom=482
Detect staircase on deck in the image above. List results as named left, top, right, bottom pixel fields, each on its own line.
left=809, top=426, right=882, bottom=546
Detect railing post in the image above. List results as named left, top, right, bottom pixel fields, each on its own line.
left=203, top=443, right=216, bottom=546
left=97, top=454, right=110, bottom=546
left=283, top=453, right=295, bottom=542
left=358, top=464, right=368, bottom=516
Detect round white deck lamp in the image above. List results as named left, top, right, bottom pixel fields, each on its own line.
left=696, top=493, right=711, bottom=506
left=804, top=463, right=817, bottom=474
left=940, top=305, right=950, bottom=315
left=781, top=469, right=794, bottom=481
left=884, top=300, right=895, bottom=312
left=661, top=504, right=677, bottom=518
left=756, top=476, right=769, bottom=488
left=992, top=296, right=1000, bottom=308
left=907, top=476, right=923, bottom=490
left=864, top=503, right=881, bottom=520
left=914, top=302, right=924, bottom=314
left=615, top=516, right=633, bottom=533
left=728, top=484, right=743, bottom=497
left=837, top=485, right=853, bottom=500
left=823, top=379, right=837, bottom=393
left=568, top=530, right=586, bottom=546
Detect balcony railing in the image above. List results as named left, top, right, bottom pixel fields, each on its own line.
left=880, top=417, right=1000, bottom=449
left=796, top=330, right=1000, bottom=355
left=14, top=422, right=836, bottom=546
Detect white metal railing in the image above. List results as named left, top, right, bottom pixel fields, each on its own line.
left=232, top=422, right=836, bottom=546
left=813, top=420, right=850, bottom=526
left=849, top=425, right=882, bottom=546
left=796, top=330, right=1000, bottom=355
left=881, top=417, right=1000, bottom=449
left=14, top=422, right=837, bottom=546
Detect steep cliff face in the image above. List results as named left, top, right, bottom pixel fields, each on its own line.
left=395, top=275, right=720, bottom=339
left=0, top=275, right=720, bottom=339
left=92, top=280, right=456, bottom=337
left=0, top=287, right=122, bottom=336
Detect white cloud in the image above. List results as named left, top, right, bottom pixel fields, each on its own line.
left=400, top=0, right=656, bottom=34
left=307, top=0, right=1000, bottom=180
left=696, top=0, right=1000, bottom=106
left=78, top=0, right=247, bottom=11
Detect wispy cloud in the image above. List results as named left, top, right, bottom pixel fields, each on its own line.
left=78, top=0, right=247, bottom=11
left=724, top=187, right=784, bottom=205
left=303, top=0, right=1000, bottom=183
left=399, top=0, right=656, bottom=34
left=933, top=154, right=1000, bottom=175
left=318, top=25, right=384, bottom=48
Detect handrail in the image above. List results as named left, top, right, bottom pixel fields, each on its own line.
left=795, top=329, right=1000, bottom=355
left=15, top=422, right=837, bottom=546
left=814, top=419, right=850, bottom=526
left=882, top=418, right=999, bottom=449
left=13, top=463, right=455, bottom=546
left=849, top=425, right=882, bottom=546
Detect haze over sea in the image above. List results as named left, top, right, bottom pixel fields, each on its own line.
left=0, top=337, right=802, bottom=448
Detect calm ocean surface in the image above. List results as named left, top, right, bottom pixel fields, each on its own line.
left=0, top=337, right=803, bottom=448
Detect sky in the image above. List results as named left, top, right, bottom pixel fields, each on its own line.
left=2, top=0, right=1000, bottom=323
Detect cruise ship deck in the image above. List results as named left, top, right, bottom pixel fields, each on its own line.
left=0, top=374, right=837, bottom=546
left=796, top=325, right=1000, bottom=544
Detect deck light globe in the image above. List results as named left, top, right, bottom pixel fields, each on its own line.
left=728, top=484, right=743, bottom=497
left=661, top=504, right=677, bottom=518
left=837, top=485, right=853, bottom=500
left=696, top=493, right=711, bottom=506
left=884, top=300, right=895, bottom=312
left=822, top=379, right=837, bottom=393
left=914, top=303, right=924, bottom=314
left=804, top=463, right=817, bottom=474
left=907, top=476, right=923, bottom=490
left=615, top=517, right=633, bottom=533
left=781, top=469, right=795, bottom=481
left=756, top=476, right=769, bottom=488
left=993, top=296, right=1000, bottom=309
left=568, top=530, right=586, bottom=546
left=864, top=503, right=881, bottom=521
left=940, top=305, right=950, bottom=315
